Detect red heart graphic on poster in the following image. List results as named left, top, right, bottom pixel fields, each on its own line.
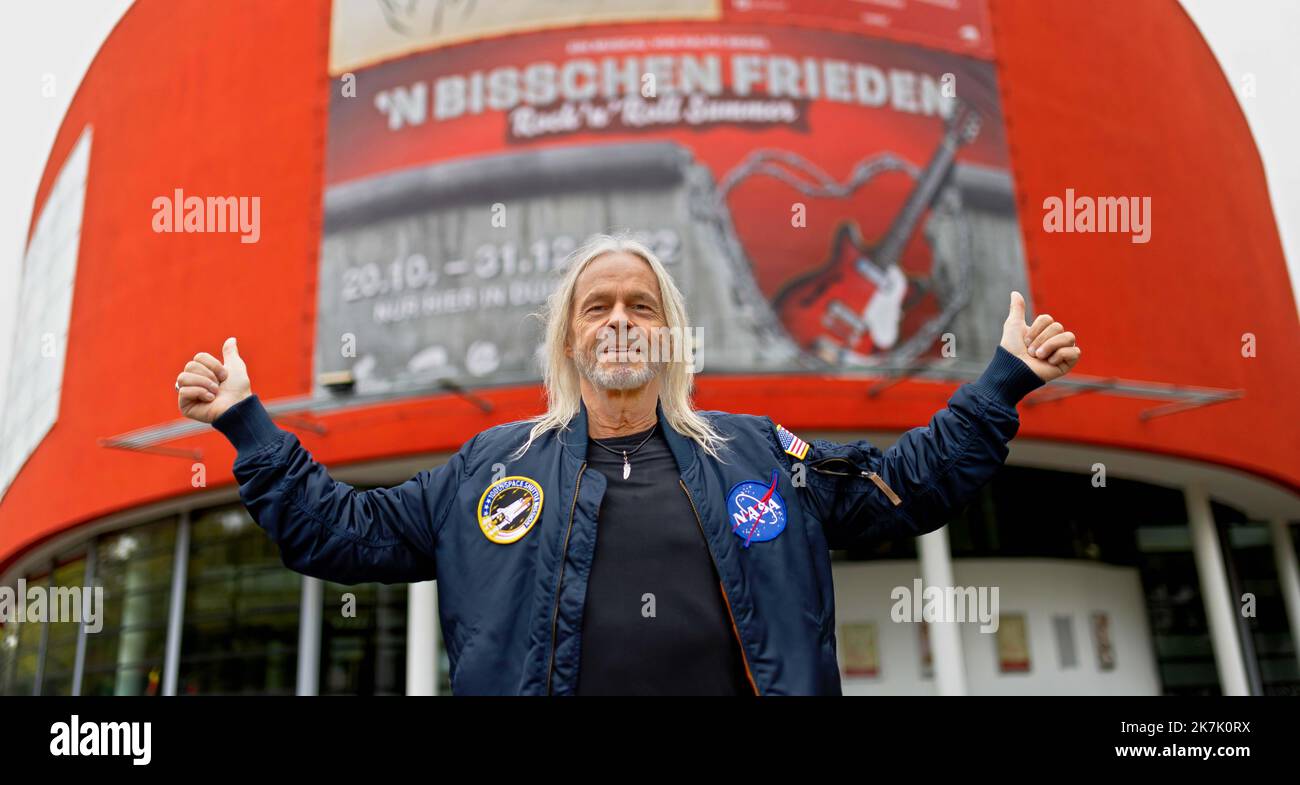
left=719, top=104, right=981, bottom=365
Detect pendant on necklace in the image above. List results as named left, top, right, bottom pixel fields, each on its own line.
left=622, top=451, right=631, bottom=480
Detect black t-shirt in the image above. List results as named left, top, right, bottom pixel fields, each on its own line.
left=575, top=424, right=754, bottom=696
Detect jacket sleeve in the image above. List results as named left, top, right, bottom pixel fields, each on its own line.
left=212, top=394, right=475, bottom=585
left=797, top=346, right=1044, bottom=549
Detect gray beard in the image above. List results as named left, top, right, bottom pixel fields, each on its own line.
left=575, top=346, right=662, bottom=391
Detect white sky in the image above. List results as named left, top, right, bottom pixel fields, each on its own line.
left=0, top=0, right=1296, bottom=424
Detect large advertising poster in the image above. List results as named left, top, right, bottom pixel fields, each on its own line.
left=318, top=0, right=1025, bottom=396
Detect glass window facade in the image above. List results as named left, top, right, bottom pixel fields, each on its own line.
left=0, top=620, right=16, bottom=694
left=83, top=519, right=176, bottom=696
left=0, top=501, right=417, bottom=696
left=40, top=554, right=88, bottom=695
left=1213, top=506, right=1300, bottom=696
left=834, top=464, right=1298, bottom=695
left=0, top=467, right=1294, bottom=696
left=0, top=580, right=47, bottom=695
left=321, top=581, right=407, bottom=696
left=179, top=505, right=300, bottom=696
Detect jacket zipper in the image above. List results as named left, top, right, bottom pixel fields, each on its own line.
left=679, top=479, right=762, bottom=696
left=546, top=462, right=586, bottom=695
left=810, top=457, right=903, bottom=506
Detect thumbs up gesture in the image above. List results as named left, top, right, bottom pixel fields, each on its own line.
left=1000, top=292, right=1080, bottom=383
left=176, top=337, right=253, bottom=423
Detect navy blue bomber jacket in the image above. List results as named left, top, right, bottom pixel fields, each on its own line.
left=212, top=346, right=1044, bottom=695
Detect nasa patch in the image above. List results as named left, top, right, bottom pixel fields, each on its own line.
left=477, top=476, right=544, bottom=544
left=726, top=469, right=787, bottom=548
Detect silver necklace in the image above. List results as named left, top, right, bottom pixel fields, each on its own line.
left=591, top=423, right=658, bottom=480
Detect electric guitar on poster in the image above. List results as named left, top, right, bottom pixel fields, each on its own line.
left=770, top=101, right=982, bottom=364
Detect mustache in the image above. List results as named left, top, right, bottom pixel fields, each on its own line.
left=587, top=325, right=654, bottom=358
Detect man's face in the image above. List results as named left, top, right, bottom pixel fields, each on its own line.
left=566, top=252, right=667, bottom=391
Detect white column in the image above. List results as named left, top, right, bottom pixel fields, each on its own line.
left=1184, top=483, right=1249, bottom=696
left=162, top=513, right=190, bottom=696
left=295, top=576, right=322, bottom=696
left=1270, top=518, right=1300, bottom=672
left=919, top=526, right=967, bottom=696
left=407, top=580, right=439, bottom=696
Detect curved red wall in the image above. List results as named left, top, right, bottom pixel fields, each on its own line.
left=2, top=0, right=1296, bottom=572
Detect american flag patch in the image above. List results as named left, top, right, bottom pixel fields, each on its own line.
left=776, top=424, right=810, bottom=460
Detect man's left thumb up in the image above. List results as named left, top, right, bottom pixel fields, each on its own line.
left=1006, top=290, right=1026, bottom=326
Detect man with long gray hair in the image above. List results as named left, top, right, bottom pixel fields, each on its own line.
left=174, top=233, right=1080, bottom=695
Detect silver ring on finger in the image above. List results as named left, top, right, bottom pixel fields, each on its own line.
left=175, top=380, right=182, bottom=392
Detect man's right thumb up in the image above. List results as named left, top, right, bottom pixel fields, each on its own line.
left=223, top=336, right=240, bottom=362
left=222, top=337, right=248, bottom=379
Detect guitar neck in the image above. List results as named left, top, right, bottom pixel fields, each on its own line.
left=873, top=114, right=972, bottom=269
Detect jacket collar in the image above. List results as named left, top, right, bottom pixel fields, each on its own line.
left=565, top=396, right=698, bottom=474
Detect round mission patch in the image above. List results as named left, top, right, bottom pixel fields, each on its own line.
left=477, top=476, right=544, bottom=544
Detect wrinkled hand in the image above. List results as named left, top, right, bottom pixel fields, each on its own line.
left=176, top=337, right=252, bottom=423
left=1000, top=292, right=1080, bottom=383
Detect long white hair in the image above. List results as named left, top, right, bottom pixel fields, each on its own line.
left=510, top=232, right=729, bottom=461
